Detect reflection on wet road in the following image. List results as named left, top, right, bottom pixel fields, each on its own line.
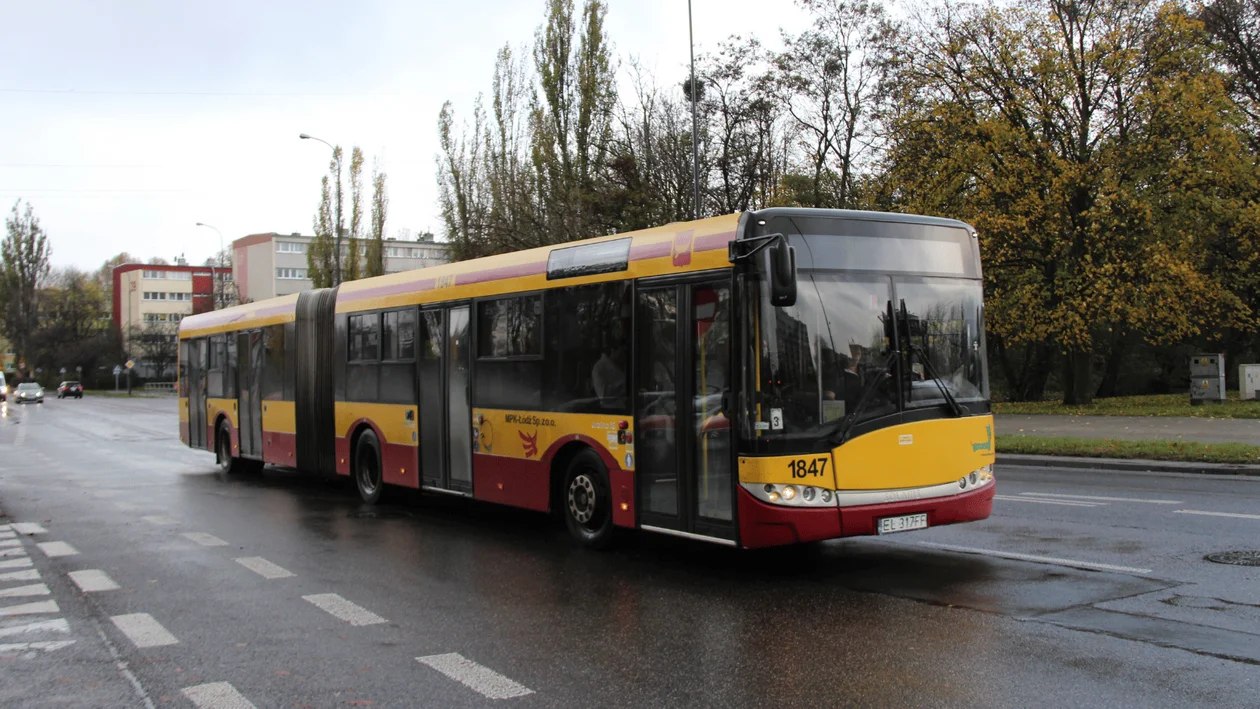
left=1, top=396, right=1258, bottom=707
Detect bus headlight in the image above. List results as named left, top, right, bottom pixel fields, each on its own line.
left=975, top=464, right=994, bottom=483
left=744, top=483, right=834, bottom=507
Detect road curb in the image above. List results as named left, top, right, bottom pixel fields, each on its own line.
left=997, top=454, right=1260, bottom=477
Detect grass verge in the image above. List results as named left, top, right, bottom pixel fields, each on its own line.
left=993, top=393, right=1260, bottom=419
left=997, top=434, right=1260, bottom=465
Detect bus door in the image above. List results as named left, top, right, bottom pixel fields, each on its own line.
left=236, top=330, right=264, bottom=458
left=635, top=277, right=736, bottom=543
left=187, top=339, right=207, bottom=450
left=417, top=304, right=473, bottom=494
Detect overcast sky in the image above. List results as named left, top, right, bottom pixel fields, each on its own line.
left=0, top=0, right=811, bottom=271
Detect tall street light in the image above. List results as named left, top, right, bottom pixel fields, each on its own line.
left=299, top=132, right=342, bottom=286
left=195, top=222, right=225, bottom=309
left=688, top=0, right=700, bottom=221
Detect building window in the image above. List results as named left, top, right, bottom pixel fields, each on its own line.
left=276, top=268, right=308, bottom=280
left=349, top=313, right=380, bottom=362
left=142, top=291, right=167, bottom=301
left=168, top=292, right=192, bottom=302
left=142, top=270, right=166, bottom=279
left=276, top=241, right=306, bottom=254
left=168, top=271, right=191, bottom=281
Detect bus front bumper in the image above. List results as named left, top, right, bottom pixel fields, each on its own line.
left=736, top=481, right=995, bottom=549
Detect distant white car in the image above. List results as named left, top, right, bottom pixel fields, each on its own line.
left=14, top=382, right=43, bottom=404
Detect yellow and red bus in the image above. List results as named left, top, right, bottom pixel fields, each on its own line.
left=178, top=208, right=995, bottom=548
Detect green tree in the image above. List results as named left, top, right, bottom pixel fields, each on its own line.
left=1, top=200, right=52, bottom=370
left=883, top=0, right=1256, bottom=403
left=308, top=175, right=336, bottom=289
left=364, top=160, right=388, bottom=278
left=344, top=146, right=365, bottom=283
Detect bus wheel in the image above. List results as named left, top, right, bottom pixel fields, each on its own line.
left=354, top=429, right=386, bottom=505
left=563, top=449, right=614, bottom=549
left=216, top=422, right=242, bottom=477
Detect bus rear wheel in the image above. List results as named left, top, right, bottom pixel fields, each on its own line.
left=562, top=449, right=614, bottom=549
left=354, top=429, right=386, bottom=505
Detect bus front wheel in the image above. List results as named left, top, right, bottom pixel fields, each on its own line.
left=563, top=449, right=614, bottom=549
left=354, top=429, right=386, bottom=505
left=216, top=422, right=243, bottom=477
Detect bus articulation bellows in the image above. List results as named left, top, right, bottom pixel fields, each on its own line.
left=177, top=208, right=995, bottom=548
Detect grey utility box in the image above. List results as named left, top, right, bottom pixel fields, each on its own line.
left=1190, top=354, right=1226, bottom=404
left=1242, top=364, right=1260, bottom=401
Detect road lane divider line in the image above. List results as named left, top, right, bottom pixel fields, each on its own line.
left=302, top=593, right=386, bottom=626
left=0, top=539, right=23, bottom=548
left=0, top=569, right=40, bottom=582
left=69, top=569, right=121, bottom=592
left=0, top=618, right=69, bottom=638
left=1173, top=509, right=1260, bottom=520
left=0, top=547, right=28, bottom=557
left=416, top=653, right=534, bottom=700
left=234, top=557, right=294, bottom=580
left=0, top=583, right=49, bottom=598
left=916, top=541, right=1153, bottom=574
left=110, top=613, right=179, bottom=648
left=10, top=523, right=45, bottom=535
left=0, top=558, right=33, bottom=569
left=181, top=533, right=228, bottom=547
left=0, top=531, right=16, bottom=539
left=993, top=495, right=1103, bottom=507
left=1021, top=492, right=1182, bottom=504
left=181, top=681, right=259, bottom=709
left=0, top=600, right=59, bottom=616
left=140, top=515, right=177, bottom=526
left=36, top=541, right=78, bottom=558
left=0, top=640, right=76, bottom=656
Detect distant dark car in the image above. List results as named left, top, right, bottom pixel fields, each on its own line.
left=57, top=381, right=83, bottom=399
left=14, top=382, right=43, bottom=404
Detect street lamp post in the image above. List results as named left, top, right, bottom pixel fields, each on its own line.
left=195, top=222, right=226, bottom=309
left=299, top=133, right=342, bottom=286
left=688, top=0, right=701, bottom=221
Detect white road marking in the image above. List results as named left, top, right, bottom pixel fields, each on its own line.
left=0, top=558, right=32, bottom=569
left=994, top=495, right=1103, bottom=507
left=141, top=515, right=177, bottom=526
left=234, top=557, right=294, bottom=580
left=416, top=653, right=534, bottom=700
left=0, top=569, right=40, bottom=582
left=115, top=502, right=142, bottom=511
left=0, top=600, right=59, bottom=616
left=302, top=593, right=387, bottom=626
left=181, top=532, right=228, bottom=547
left=1021, top=492, right=1182, bottom=504
left=1173, top=509, right=1260, bottom=520
left=92, top=490, right=121, bottom=498
left=69, top=569, right=121, bottom=592
left=917, top=541, right=1153, bottom=574
left=182, top=681, right=259, bottom=709
left=0, top=584, right=49, bottom=598
left=11, top=523, right=46, bottom=535
left=0, top=539, right=22, bottom=548
left=0, top=640, right=76, bottom=655
left=0, top=547, right=28, bottom=558
left=36, top=541, right=78, bottom=557
left=0, top=618, right=69, bottom=638
left=0, top=531, right=16, bottom=539
left=110, top=613, right=179, bottom=648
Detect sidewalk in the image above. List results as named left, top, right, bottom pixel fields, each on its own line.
left=996, top=414, right=1260, bottom=445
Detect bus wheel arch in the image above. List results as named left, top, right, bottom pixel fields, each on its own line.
left=351, top=424, right=386, bottom=505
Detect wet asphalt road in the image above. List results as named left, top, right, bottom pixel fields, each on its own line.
left=1, top=397, right=1258, bottom=708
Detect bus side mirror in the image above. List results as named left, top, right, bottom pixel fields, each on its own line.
left=769, top=239, right=797, bottom=307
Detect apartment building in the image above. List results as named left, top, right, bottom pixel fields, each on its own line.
left=112, top=264, right=226, bottom=358
left=232, top=232, right=450, bottom=302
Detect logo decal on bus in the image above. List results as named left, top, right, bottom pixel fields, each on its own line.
left=519, top=429, right=539, bottom=458
left=672, top=230, right=694, bottom=267
left=971, top=425, right=992, bottom=453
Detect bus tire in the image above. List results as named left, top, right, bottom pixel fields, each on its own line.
left=216, top=421, right=243, bottom=478
left=562, top=449, right=615, bottom=549
left=354, top=429, right=386, bottom=505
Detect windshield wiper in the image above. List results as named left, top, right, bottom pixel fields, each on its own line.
left=900, top=300, right=967, bottom=418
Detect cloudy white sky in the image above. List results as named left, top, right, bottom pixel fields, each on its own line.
left=0, top=0, right=811, bottom=271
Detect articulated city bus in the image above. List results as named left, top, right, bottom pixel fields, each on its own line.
left=177, top=208, right=995, bottom=548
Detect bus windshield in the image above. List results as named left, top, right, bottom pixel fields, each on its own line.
left=742, top=269, right=987, bottom=454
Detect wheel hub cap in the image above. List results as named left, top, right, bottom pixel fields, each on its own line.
left=568, top=475, right=597, bottom=524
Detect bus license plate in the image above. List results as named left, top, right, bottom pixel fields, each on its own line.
left=877, top=513, right=928, bottom=535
